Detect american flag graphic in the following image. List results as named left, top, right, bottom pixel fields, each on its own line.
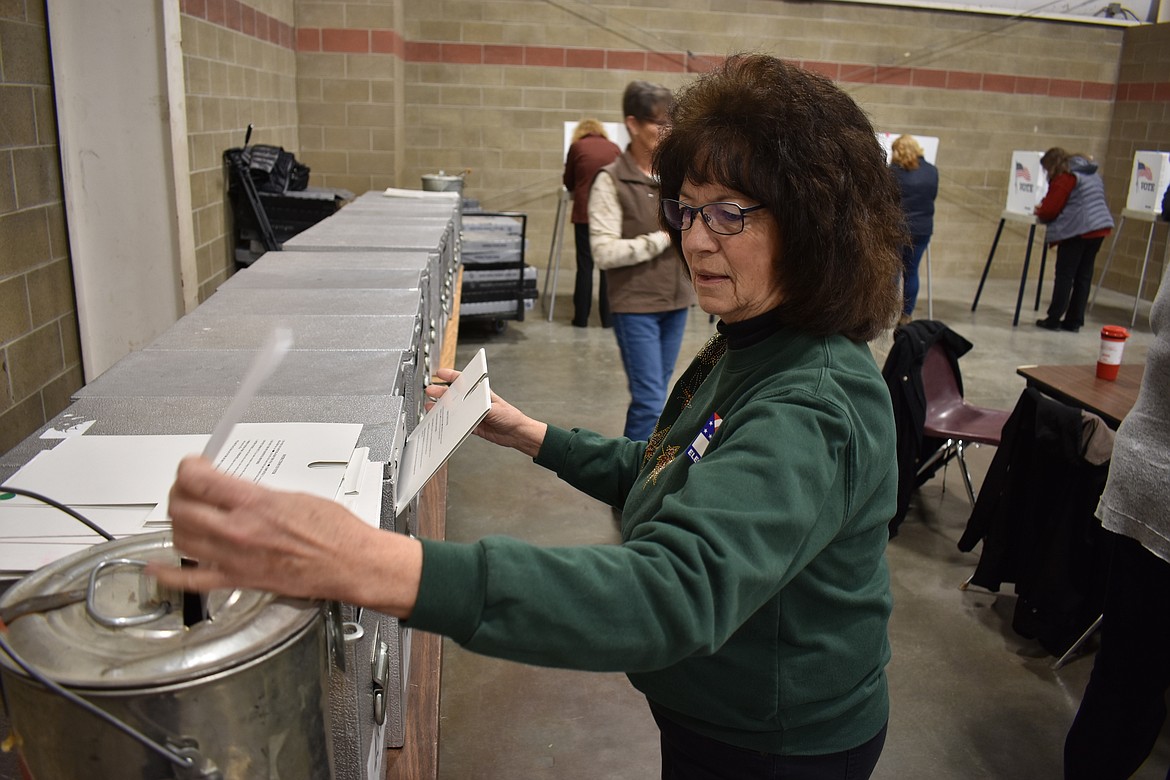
left=1015, top=162, right=1031, bottom=182
left=685, top=412, right=722, bottom=463
left=1137, top=162, right=1154, bottom=181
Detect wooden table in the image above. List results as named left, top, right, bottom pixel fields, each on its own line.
left=1016, top=363, right=1145, bottom=429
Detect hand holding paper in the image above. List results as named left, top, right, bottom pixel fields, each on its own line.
left=394, top=349, right=491, bottom=514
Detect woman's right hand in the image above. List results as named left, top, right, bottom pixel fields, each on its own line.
left=427, top=369, right=548, bottom=458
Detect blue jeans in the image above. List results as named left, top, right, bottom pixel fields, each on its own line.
left=611, top=308, right=689, bottom=441
left=901, top=234, right=931, bottom=316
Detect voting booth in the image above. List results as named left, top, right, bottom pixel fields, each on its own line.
left=1124, top=151, right=1170, bottom=216
left=1004, top=150, right=1049, bottom=216
left=1090, top=150, right=1170, bottom=328
left=972, top=151, right=1053, bottom=325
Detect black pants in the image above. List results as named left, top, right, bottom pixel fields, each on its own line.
left=1046, top=235, right=1104, bottom=328
left=654, top=709, right=887, bottom=780
left=1065, top=532, right=1170, bottom=779
left=572, top=223, right=610, bottom=326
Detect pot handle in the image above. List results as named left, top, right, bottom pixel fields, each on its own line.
left=86, top=558, right=172, bottom=628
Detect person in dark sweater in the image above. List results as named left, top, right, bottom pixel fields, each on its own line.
left=1034, top=147, right=1115, bottom=333
left=153, top=55, right=904, bottom=779
left=889, top=134, right=939, bottom=325
left=562, top=118, right=620, bottom=327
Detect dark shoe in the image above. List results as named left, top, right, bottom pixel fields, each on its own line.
left=1035, top=318, right=1061, bottom=331
left=601, top=320, right=613, bottom=329
left=571, top=319, right=587, bottom=328
left=1059, top=322, right=1081, bottom=333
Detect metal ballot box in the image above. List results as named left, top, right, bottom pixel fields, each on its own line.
left=185, top=287, right=430, bottom=431
left=282, top=216, right=458, bottom=336
left=240, top=250, right=442, bottom=381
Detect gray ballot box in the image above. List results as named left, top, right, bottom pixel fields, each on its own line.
left=340, top=191, right=462, bottom=306
left=188, top=287, right=430, bottom=431
left=281, top=215, right=459, bottom=335
left=239, top=251, right=442, bottom=382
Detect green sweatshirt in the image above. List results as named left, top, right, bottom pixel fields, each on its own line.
left=408, top=326, right=896, bottom=755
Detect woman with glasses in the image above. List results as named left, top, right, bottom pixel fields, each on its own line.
left=588, top=80, right=693, bottom=442
left=156, top=54, right=903, bottom=780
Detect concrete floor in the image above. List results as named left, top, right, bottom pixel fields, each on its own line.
left=437, top=274, right=1170, bottom=779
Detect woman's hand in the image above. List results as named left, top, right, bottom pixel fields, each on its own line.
left=427, top=368, right=548, bottom=458
left=147, top=456, right=422, bottom=618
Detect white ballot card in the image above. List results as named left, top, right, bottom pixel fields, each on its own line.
left=395, top=349, right=491, bottom=515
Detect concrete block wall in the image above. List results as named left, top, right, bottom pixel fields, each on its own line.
left=395, top=1, right=1126, bottom=293
left=294, top=0, right=406, bottom=195
left=0, top=1, right=82, bottom=456
left=181, top=0, right=300, bottom=302
left=1101, top=22, right=1170, bottom=310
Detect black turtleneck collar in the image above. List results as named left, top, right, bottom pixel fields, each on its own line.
left=715, top=306, right=785, bottom=350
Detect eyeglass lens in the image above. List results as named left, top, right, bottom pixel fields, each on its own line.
left=661, top=200, right=752, bottom=235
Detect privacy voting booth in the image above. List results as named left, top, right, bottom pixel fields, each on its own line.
left=879, top=132, right=940, bottom=318
left=971, top=151, right=1051, bottom=326
left=1090, top=150, right=1170, bottom=328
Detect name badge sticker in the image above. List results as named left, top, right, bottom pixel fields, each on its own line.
left=685, top=412, right=722, bottom=463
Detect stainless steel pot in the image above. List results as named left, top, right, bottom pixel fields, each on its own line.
left=420, top=170, right=466, bottom=193
left=0, top=532, right=335, bottom=779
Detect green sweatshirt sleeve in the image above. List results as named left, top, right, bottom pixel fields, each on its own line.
left=405, top=386, right=887, bottom=675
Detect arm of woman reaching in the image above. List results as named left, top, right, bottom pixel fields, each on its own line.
left=147, top=372, right=550, bottom=610
left=148, top=455, right=424, bottom=618
left=1034, top=172, right=1074, bottom=223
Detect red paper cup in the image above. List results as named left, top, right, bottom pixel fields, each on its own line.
left=1096, top=325, right=1129, bottom=381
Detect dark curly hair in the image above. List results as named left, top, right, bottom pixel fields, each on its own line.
left=655, top=54, right=906, bottom=341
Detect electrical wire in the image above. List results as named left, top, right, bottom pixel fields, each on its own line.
left=0, top=632, right=197, bottom=772
left=0, top=484, right=115, bottom=541
left=0, top=490, right=212, bottom=773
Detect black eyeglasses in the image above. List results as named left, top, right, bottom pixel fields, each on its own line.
left=660, top=199, right=766, bottom=236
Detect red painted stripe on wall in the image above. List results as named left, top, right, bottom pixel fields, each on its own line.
left=181, top=7, right=1163, bottom=104
left=181, top=0, right=293, bottom=48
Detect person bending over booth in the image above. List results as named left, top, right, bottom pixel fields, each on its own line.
left=1034, top=147, right=1114, bottom=334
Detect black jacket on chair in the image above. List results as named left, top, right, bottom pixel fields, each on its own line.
left=958, top=387, right=1114, bottom=655
left=882, top=320, right=973, bottom=536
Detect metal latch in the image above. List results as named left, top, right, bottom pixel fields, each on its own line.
left=371, top=639, right=389, bottom=726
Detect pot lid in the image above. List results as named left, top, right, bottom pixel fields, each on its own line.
left=0, top=532, right=319, bottom=689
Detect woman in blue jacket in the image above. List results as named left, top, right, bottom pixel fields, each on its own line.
left=889, top=135, right=938, bottom=325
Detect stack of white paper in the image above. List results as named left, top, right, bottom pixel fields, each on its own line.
left=0, top=423, right=365, bottom=574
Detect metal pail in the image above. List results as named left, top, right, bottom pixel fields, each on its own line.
left=0, top=532, right=335, bottom=779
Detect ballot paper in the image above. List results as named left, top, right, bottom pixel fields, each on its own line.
left=394, top=348, right=491, bottom=515
left=0, top=422, right=364, bottom=573
left=381, top=186, right=461, bottom=200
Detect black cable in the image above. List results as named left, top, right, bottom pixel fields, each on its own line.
left=0, top=484, right=115, bottom=541
left=0, top=489, right=203, bottom=772
left=0, top=632, right=195, bottom=771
